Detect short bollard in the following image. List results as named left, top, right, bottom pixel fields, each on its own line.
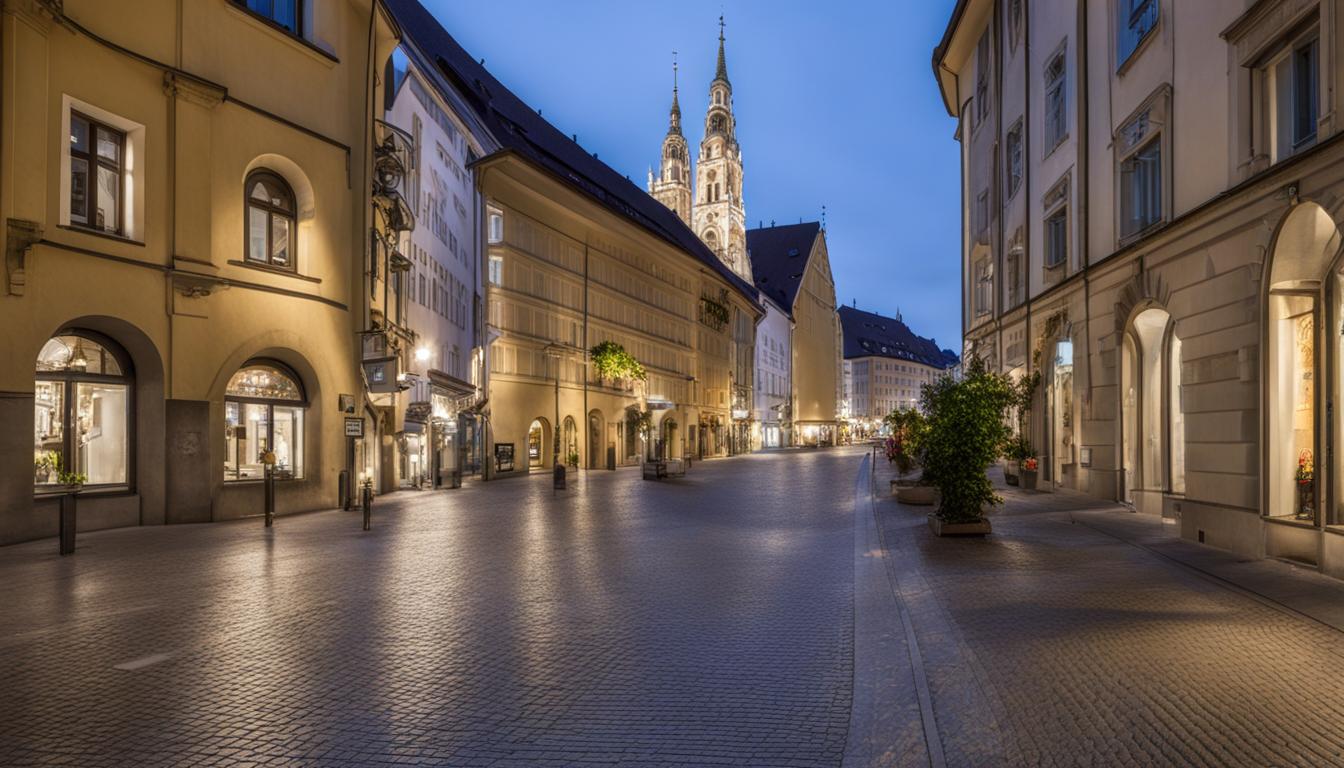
left=263, top=465, right=276, bottom=528
left=553, top=463, right=566, bottom=492
left=339, top=469, right=350, bottom=511
left=361, top=481, right=373, bottom=531
left=58, top=492, right=77, bottom=556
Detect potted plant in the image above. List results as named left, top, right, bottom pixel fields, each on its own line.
left=1296, top=450, right=1314, bottom=520
left=1020, top=456, right=1039, bottom=491
left=921, top=357, right=1013, bottom=536
left=590, top=341, right=647, bottom=388
left=567, top=451, right=580, bottom=468
left=1002, top=435, right=1032, bottom=486
left=34, top=451, right=57, bottom=484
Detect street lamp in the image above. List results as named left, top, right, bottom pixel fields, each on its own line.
left=543, top=343, right=564, bottom=467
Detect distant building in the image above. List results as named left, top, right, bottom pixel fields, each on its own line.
left=385, top=0, right=760, bottom=476
left=385, top=45, right=494, bottom=490
left=747, top=223, right=841, bottom=448
left=839, top=306, right=957, bottom=434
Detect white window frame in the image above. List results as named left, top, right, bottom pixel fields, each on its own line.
left=1043, top=49, right=1067, bottom=153
left=973, top=257, right=993, bottom=317
left=1261, top=26, right=1319, bottom=165
left=487, top=207, right=504, bottom=244
left=488, top=254, right=503, bottom=286
left=59, top=95, right=146, bottom=242
left=1115, top=88, right=1170, bottom=244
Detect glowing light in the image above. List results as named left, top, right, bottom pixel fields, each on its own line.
left=415, top=346, right=431, bottom=362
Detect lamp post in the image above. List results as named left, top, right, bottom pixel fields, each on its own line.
left=544, top=344, right=562, bottom=466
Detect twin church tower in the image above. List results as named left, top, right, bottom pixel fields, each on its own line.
left=647, top=19, right=749, bottom=282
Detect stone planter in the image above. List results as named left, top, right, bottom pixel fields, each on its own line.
left=927, top=513, right=992, bottom=537
left=1004, top=460, right=1020, bottom=486
left=896, top=485, right=939, bottom=506
left=1020, top=469, right=1038, bottom=490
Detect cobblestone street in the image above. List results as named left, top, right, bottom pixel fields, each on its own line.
left=0, top=451, right=857, bottom=767
left=872, top=460, right=1344, bottom=768
left=11, top=449, right=1344, bottom=766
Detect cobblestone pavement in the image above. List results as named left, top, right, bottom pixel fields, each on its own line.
left=0, top=450, right=860, bottom=767
left=873, top=460, right=1344, bottom=768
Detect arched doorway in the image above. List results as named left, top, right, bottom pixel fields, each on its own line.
left=624, top=406, right=644, bottom=464
left=660, top=417, right=678, bottom=460
left=1120, top=306, right=1184, bottom=510
left=562, top=416, right=578, bottom=467
left=527, top=418, right=549, bottom=469
left=587, top=410, right=605, bottom=469
left=34, top=331, right=134, bottom=491
left=1265, top=203, right=1342, bottom=526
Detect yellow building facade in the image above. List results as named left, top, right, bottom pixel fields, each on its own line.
left=1, top=0, right=399, bottom=544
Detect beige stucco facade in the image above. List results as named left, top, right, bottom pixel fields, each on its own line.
left=789, top=232, right=840, bottom=443
left=478, top=154, right=759, bottom=478
left=936, top=0, right=1344, bottom=578
left=0, top=0, right=397, bottom=544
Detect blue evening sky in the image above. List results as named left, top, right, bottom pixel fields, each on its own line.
left=420, top=0, right=962, bottom=349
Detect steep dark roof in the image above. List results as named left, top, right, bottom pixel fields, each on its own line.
left=838, top=305, right=958, bottom=369
left=383, top=0, right=757, bottom=304
left=746, top=222, right=821, bottom=315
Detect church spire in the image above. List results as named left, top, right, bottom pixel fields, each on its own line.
left=668, top=52, right=682, bottom=135
left=715, top=16, right=729, bottom=85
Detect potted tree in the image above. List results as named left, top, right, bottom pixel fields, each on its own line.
left=921, top=357, right=1013, bottom=536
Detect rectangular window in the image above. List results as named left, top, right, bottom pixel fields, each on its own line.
left=488, top=208, right=504, bottom=243
left=976, top=31, right=991, bottom=126
left=1265, top=31, right=1319, bottom=163
left=1044, top=53, right=1066, bottom=151
left=240, top=0, right=299, bottom=34
left=69, top=112, right=125, bottom=235
left=974, top=258, right=992, bottom=317
left=1044, top=208, right=1068, bottom=268
left=1117, top=0, right=1158, bottom=69
left=1006, top=120, right=1023, bottom=198
left=489, top=255, right=503, bottom=286
left=975, top=190, right=989, bottom=235
left=1120, top=137, right=1161, bottom=238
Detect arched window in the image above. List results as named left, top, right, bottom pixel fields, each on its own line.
left=34, top=332, right=133, bottom=490
left=245, top=170, right=296, bottom=271
left=225, top=361, right=306, bottom=480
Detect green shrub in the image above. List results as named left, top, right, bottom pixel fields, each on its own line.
left=921, top=357, right=1014, bottom=523
left=590, top=341, right=647, bottom=383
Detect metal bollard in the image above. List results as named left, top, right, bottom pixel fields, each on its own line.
left=553, top=463, right=566, bottom=492
left=339, top=470, right=350, bottom=511
left=59, top=492, right=77, bottom=556
left=263, top=465, right=276, bottom=527
left=361, top=481, right=373, bottom=531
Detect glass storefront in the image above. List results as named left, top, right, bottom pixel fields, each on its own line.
left=34, top=333, right=132, bottom=490
left=224, top=362, right=305, bottom=481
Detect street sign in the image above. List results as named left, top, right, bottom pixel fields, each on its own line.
left=345, top=417, right=364, bottom=438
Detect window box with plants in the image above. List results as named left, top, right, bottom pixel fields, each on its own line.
left=590, top=340, right=647, bottom=391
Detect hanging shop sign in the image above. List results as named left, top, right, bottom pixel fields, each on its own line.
left=363, top=356, right=401, bottom=393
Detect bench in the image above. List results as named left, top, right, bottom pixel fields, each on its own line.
left=642, top=458, right=688, bottom=481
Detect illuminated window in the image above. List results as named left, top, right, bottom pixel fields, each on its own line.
left=225, top=361, right=306, bottom=481
left=34, top=332, right=132, bottom=491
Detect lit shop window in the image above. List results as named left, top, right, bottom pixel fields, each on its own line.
left=34, top=332, right=132, bottom=490
left=225, top=361, right=306, bottom=481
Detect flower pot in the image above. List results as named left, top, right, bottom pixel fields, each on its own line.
left=927, top=513, right=992, bottom=537
left=1004, top=460, right=1020, bottom=486
left=896, top=485, right=940, bottom=506
left=1020, top=469, right=1037, bottom=490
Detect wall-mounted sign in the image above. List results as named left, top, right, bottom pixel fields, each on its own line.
left=339, top=394, right=355, bottom=414
left=345, top=417, right=364, bottom=438
left=1079, top=447, right=1092, bottom=467
left=363, top=356, right=401, bottom=393
left=495, top=443, right=515, bottom=472
left=731, top=409, right=749, bottom=420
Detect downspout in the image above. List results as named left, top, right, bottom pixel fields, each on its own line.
left=582, top=239, right=589, bottom=469
left=1077, top=0, right=1095, bottom=497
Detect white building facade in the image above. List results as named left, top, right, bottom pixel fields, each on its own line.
left=385, top=47, right=493, bottom=489
left=936, top=0, right=1344, bottom=579
left=753, top=298, right=792, bottom=448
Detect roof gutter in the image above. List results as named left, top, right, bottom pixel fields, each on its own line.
left=931, top=0, right=972, bottom=115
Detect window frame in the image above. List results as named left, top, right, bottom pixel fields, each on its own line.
left=973, top=256, right=993, bottom=317
left=224, top=359, right=308, bottom=482
left=234, top=0, right=302, bottom=37
left=1116, top=0, right=1159, bottom=72
left=34, top=329, right=135, bottom=494
left=487, top=208, right=504, bottom=244
left=1043, top=50, right=1068, bottom=153
left=1006, top=119, right=1024, bottom=200
left=1115, top=88, right=1171, bottom=245
left=243, top=170, right=298, bottom=273
left=69, top=111, right=126, bottom=237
